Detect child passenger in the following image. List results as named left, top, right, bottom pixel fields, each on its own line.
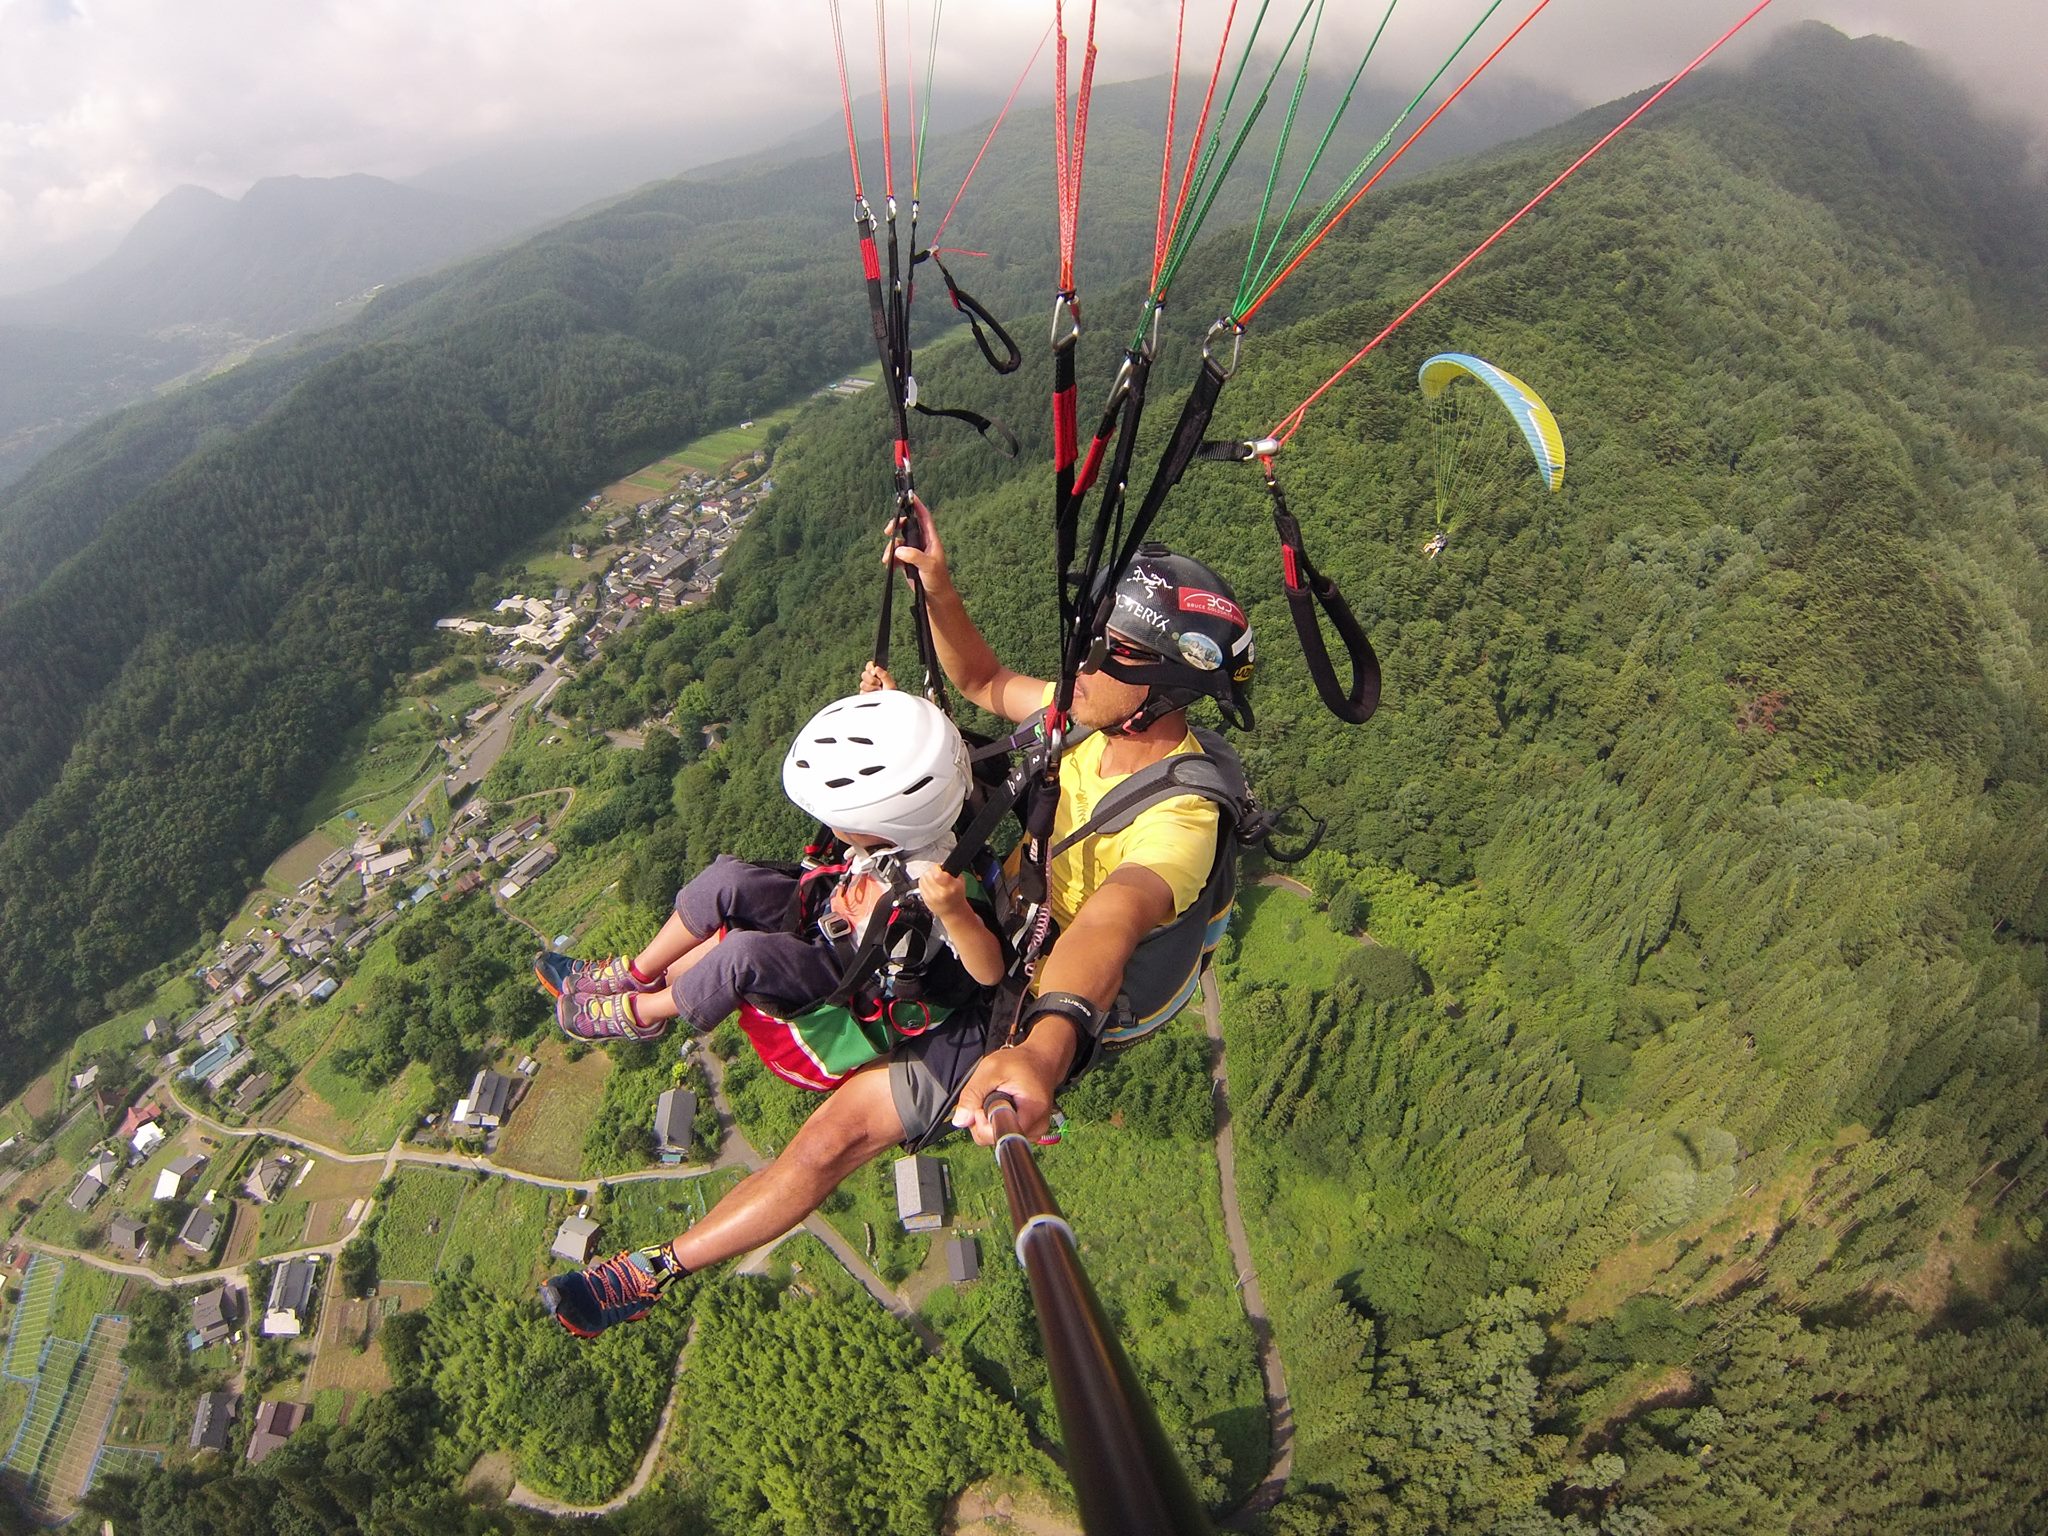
left=534, top=687, right=1004, bottom=1041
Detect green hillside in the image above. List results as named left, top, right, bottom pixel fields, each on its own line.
left=56, top=22, right=2048, bottom=1536
left=0, top=65, right=1569, bottom=1105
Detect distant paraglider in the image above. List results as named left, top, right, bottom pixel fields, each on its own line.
left=1417, top=351, right=1566, bottom=557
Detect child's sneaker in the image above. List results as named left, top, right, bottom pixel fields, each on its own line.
left=534, top=951, right=649, bottom=1000
left=541, top=1246, right=679, bottom=1337
left=556, top=987, right=670, bottom=1043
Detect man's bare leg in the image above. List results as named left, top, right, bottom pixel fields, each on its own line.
left=666, top=1064, right=904, bottom=1270
left=542, top=1065, right=905, bottom=1335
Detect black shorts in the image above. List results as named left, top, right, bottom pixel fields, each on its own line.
left=887, top=1003, right=1003, bottom=1151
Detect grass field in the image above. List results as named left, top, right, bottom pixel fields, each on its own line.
left=264, top=829, right=343, bottom=894
left=301, top=696, right=446, bottom=837
left=1224, top=881, right=1357, bottom=991
left=257, top=1198, right=312, bottom=1257
left=504, top=842, right=630, bottom=942
left=598, top=363, right=874, bottom=503
left=374, top=1170, right=468, bottom=1284
left=287, top=1013, right=437, bottom=1153
left=435, top=1178, right=556, bottom=1295
left=0, top=1379, right=27, bottom=1453
left=49, top=1267, right=124, bottom=1350
left=265, top=995, right=344, bottom=1074
left=491, top=1040, right=613, bottom=1180
left=595, top=1171, right=743, bottom=1253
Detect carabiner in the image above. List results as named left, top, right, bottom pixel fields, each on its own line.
left=1202, top=317, right=1245, bottom=378
left=1051, top=291, right=1080, bottom=350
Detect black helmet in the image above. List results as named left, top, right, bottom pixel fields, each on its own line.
left=1092, top=543, right=1255, bottom=730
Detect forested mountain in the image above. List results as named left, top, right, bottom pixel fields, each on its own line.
left=0, top=175, right=535, bottom=337
left=0, top=63, right=1573, bottom=1102
left=0, top=175, right=538, bottom=487
left=534, top=24, right=2048, bottom=1533
left=49, top=19, right=2048, bottom=1535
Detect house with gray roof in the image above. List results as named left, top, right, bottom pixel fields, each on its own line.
left=190, top=1390, right=238, bottom=1453
left=108, top=1214, right=148, bottom=1259
left=654, top=1088, right=697, bottom=1164
left=894, top=1154, right=946, bottom=1233
left=179, top=1204, right=222, bottom=1256
left=262, top=1257, right=319, bottom=1337
left=191, top=1286, right=237, bottom=1347
left=551, top=1215, right=599, bottom=1264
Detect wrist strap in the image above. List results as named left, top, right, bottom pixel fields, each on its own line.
left=1022, top=990, right=1101, bottom=1042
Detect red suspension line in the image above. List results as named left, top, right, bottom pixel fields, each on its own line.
left=931, top=22, right=1053, bottom=247
left=1270, top=0, right=1782, bottom=447
left=1159, top=0, right=1241, bottom=288
left=828, top=0, right=866, bottom=198
left=1053, top=0, right=1099, bottom=293
left=875, top=0, right=896, bottom=200
left=1152, top=0, right=1188, bottom=285
left=1239, top=0, right=1557, bottom=325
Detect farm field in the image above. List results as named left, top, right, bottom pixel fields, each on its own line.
left=595, top=1169, right=742, bottom=1252
left=597, top=363, right=873, bottom=503
left=373, top=1170, right=467, bottom=1284
left=306, top=1282, right=430, bottom=1407
left=434, top=1177, right=557, bottom=1295
left=491, top=1040, right=613, bottom=1180
left=290, top=1158, right=380, bottom=1246
left=0, top=1256, right=134, bottom=1524
left=27, top=1315, right=129, bottom=1521
left=4, top=1254, right=63, bottom=1379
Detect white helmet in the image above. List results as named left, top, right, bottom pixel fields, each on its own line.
left=781, top=690, right=970, bottom=851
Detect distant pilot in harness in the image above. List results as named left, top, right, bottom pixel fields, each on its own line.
left=540, top=499, right=1254, bottom=1338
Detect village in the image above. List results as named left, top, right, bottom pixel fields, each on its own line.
left=0, top=406, right=986, bottom=1520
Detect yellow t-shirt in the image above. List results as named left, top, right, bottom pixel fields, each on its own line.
left=1044, top=729, right=1220, bottom=930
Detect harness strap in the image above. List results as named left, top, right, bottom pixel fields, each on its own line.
left=820, top=859, right=927, bottom=1011
left=923, top=251, right=1023, bottom=375
left=1261, top=459, right=1381, bottom=724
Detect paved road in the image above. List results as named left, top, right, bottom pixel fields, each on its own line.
left=1203, top=969, right=1296, bottom=1520
left=445, top=664, right=561, bottom=801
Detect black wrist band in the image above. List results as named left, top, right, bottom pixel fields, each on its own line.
left=1022, top=990, right=1101, bottom=1041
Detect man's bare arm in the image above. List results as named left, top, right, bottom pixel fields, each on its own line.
left=949, top=865, right=1177, bottom=1144
left=891, top=498, right=1048, bottom=723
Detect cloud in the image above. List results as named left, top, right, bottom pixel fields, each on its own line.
left=1, top=0, right=2039, bottom=278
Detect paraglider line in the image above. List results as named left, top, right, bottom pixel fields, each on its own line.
left=1270, top=0, right=1781, bottom=445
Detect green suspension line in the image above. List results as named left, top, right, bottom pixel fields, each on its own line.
left=1234, top=0, right=1328, bottom=310
left=1244, top=0, right=1512, bottom=308
left=1233, top=0, right=1400, bottom=314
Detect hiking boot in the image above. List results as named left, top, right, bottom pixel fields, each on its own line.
left=541, top=1246, right=679, bottom=1338
left=556, top=987, right=670, bottom=1043
left=534, top=950, right=648, bottom=1000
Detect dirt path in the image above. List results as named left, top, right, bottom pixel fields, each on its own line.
left=1202, top=970, right=1295, bottom=1520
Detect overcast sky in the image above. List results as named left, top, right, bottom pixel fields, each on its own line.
left=1, top=0, right=2038, bottom=284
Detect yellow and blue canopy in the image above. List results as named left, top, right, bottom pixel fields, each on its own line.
left=1417, top=352, right=1566, bottom=492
